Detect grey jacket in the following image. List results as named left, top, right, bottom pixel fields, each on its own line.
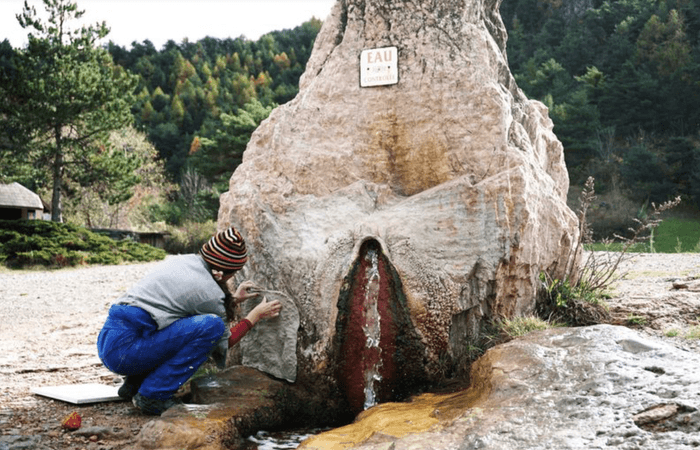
left=115, top=254, right=230, bottom=361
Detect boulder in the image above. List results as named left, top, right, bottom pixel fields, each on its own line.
left=220, top=0, right=579, bottom=409
left=133, top=366, right=343, bottom=450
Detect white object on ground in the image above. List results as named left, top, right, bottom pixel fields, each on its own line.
left=31, top=383, right=123, bottom=404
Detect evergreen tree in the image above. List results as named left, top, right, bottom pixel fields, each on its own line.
left=500, top=0, right=700, bottom=209
left=0, top=0, right=139, bottom=222
left=106, top=19, right=322, bottom=187
left=190, top=99, right=273, bottom=189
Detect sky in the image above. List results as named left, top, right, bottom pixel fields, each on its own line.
left=1, top=0, right=336, bottom=49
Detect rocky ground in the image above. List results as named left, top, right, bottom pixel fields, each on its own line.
left=0, top=262, right=160, bottom=450
left=599, top=252, right=700, bottom=352
left=0, top=252, right=698, bottom=450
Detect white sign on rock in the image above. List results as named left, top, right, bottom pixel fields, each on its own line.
left=360, top=46, right=398, bottom=87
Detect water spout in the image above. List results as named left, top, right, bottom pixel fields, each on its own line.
left=334, top=238, right=426, bottom=416
left=334, top=240, right=391, bottom=414
left=362, top=248, right=381, bottom=347
left=362, top=247, right=382, bottom=410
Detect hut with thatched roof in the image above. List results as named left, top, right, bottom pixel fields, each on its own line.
left=0, top=182, right=45, bottom=220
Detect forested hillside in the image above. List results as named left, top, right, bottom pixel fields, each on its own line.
left=109, top=0, right=699, bottom=222
left=101, top=19, right=322, bottom=223
left=107, top=19, right=321, bottom=185
left=500, top=0, right=700, bottom=209
left=3, top=0, right=699, bottom=236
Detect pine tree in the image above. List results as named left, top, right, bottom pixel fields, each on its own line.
left=1, top=0, right=139, bottom=222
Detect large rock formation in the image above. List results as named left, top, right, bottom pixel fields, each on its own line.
left=219, top=0, right=579, bottom=410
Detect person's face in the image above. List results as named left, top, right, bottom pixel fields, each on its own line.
left=220, top=271, right=236, bottom=284
left=212, top=269, right=237, bottom=285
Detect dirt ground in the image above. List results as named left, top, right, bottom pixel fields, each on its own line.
left=0, top=262, right=160, bottom=450
left=601, top=252, right=700, bottom=352
left=1, top=253, right=699, bottom=450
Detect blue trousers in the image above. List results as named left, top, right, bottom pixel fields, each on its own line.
left=97, top=304, right=226, bottom=400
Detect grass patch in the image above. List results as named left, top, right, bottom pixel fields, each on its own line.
left=537, top=272, right=612, bottom=327
left=626, top=315, right=648, bottom=326
left=497, top=316, right=554, bottom=339
left=0, top=219, right=166, bottom=269
left=586, top=242, right=647, bottom=252
left=654, top=218, right=700, bottom=253
left=686, top=326, right=700, bottom=340
left=625, top=270, right=685, bottom=278
left=587, top=217, right=700, bottom=253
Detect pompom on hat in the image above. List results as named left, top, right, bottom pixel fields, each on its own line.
left=200, top=227, right=248, bottom=272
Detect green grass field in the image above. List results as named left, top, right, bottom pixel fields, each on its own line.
left=588, top=217, right=700, bottom=253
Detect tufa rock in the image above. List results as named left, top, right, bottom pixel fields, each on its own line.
left=133, top=326, right=700, bottom=449
left=220, top=0, right=579, bottom=402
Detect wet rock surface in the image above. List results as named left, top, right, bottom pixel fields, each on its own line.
left=302, top=324, right=700, bottom=449
left=133, top=366, right=340, bottom=450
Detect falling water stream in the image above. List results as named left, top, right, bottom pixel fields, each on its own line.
left=362, top=247, right=383, bottom=410
left=243, top=245, right=387, bottom=448
left=244, top=428, right=328, bottom=449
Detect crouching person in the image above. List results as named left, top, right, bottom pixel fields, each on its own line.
left=97, top=226, right=281, bottom=415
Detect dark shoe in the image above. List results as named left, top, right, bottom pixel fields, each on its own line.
left=117, top=375, right=144, bottom=401
left=132, top=393, right=183, bottom=416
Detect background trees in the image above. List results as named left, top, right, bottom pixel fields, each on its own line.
left=1, top=1, right=321, bottom=227
left=112, top=19, right=322, bottom=179
left=500, top=0, right=700, bottom=236
left=104, top=18, right=321, bottom=225
left=1, top=0, right=140, bottom=222
left=62, top=127, right=175, bottom=230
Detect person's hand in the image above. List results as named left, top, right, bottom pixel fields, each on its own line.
left=246, top=296, right=282, bottom=325
left=233, top=280, right=261, bottom=304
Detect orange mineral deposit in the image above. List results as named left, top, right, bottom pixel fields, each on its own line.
left=61, top=411, right=81, bottom=430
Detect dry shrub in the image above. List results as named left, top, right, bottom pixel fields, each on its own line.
left=540, top=177, right=681, bottom=327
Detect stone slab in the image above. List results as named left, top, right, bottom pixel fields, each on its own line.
left=31, top=383, right=123, bottom=404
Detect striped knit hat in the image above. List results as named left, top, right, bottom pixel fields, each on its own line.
left=200, top=227, right=248, bottom=272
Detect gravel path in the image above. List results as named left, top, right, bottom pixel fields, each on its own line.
left=0, top=261, right=162, bottom=409
left=0, top=261, right=165, bottom=450
left=601, top=251, right=700, bottom=352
